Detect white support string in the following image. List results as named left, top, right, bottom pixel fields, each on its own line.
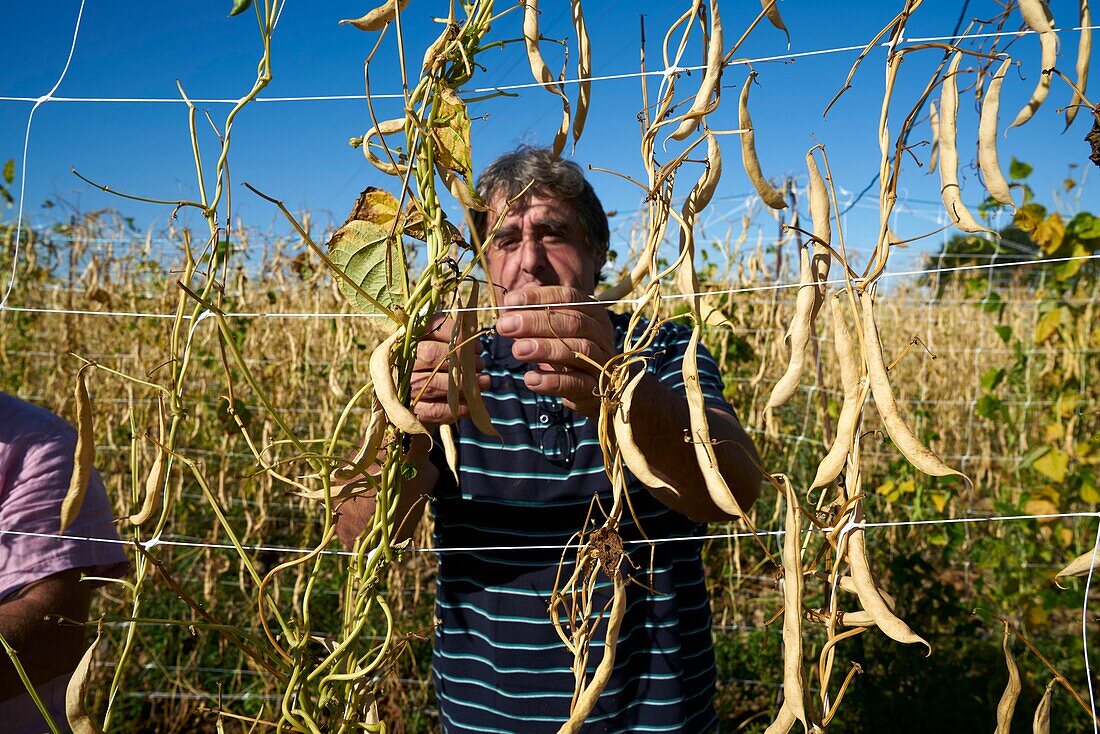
left=3, top=511, right=1097, bottom=558
left=1, top=25, right=1096, bottom=106
left=4, top=252, right=1098, bottom=321
left=0, top=0, right=86, bottom=313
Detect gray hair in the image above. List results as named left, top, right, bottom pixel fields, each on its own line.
left=470, top=146, right=609, bottom=258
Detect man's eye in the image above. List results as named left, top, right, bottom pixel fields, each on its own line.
left=497, top=239, right=518, bottom=251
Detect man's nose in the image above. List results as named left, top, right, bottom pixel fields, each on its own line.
left=518, top=237, right=547, bottom=273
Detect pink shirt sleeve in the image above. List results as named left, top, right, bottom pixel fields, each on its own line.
left=0, top=395, right=129, bottom=601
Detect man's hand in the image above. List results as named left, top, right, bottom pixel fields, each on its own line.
left=495, top=286, right=616, bottom=418
left=409, top=315, right=491, bottom=427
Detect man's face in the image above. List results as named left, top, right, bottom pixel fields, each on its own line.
left=484, top=193, right=604, bottom=297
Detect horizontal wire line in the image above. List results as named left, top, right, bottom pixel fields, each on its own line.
left=1, top=25, right=1097, bottom=106
left=3, top=512, right=1096, bottom=558
left=3, top=253, right=1097, bottom=321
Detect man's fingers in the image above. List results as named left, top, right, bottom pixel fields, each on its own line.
left=523, top=369, right=598, bottom=407
left=496, top=307, right=608, bottom=342
left=502, top=286, right=588, bottom=308
left=511, top=337, right=611, bottom=370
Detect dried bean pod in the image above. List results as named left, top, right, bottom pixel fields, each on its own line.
left=669, top=0, right=724, bottom=141
left=939, top=52, right=990, bottom=233
left=761, top=0, right=790, bottom=48
left=458, top=282, right=498, bottom=438
left=570, top=0, right=592, bottom=145
left=1033, top=679, right=1055, bottom=733
left=777, top=477, right=807, bottom=728
left=1066, top=0, right=1091, bottom=127
left=614, top=369, right=679, bottom=497
left=847, top=521, right=931, bottom=652
left=739, top=76, right=787, bottom=210
left=862, top=293, right=968, bottom=483
left=60, top=369, right=94, bottom=534
left=523, top=0, right=570, bottom=157
left=763, top=246, right=816, bottom=431
left=370, top=327, right=428, bottom=435
left=1055, top=544, right=1100, bottom=584
left=928, top=101, right=940, bottom=173
left=557, top=574, right=627, bottom=734
left=684, top=326, right=746, bottom=518
left=979, top=57, right=1016, bottom=207
left=129, top=445, right=168, bottom=526
left=66, top=630, right=105, bottom=734
left=995, top=623, right=1021, bottom=734
left=810, top=297, right=863, bottom=489
left=806, top=149, right=832, bottom=302
left=1012, top=30, right=1058, bottom=128
left=339, top=0, right=410, bottom=32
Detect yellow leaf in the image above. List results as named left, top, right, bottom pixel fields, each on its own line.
left=344, top=187, right=400, bottom=227
left=433, top=88, right=475, bottom=178
left=1033, top=212, right=1066, bottom=255
left=1024, top=498, right=1059, bottom=519
left=1057, top=526, right=1075, bottom=547
left=1044, top=422, right=1064, bottom=443
left=1032, top=447, right=1070, bottom=483
left=1034, top=306, right=1065, bottom=344
left=876, top=479, right=900, bottom=502
left=897, top=479, right=916, bottom=495
left=929, top=491, right=950, bottom=513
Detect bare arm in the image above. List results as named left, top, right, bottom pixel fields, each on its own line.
left=0, top=569, right=92, bottom=701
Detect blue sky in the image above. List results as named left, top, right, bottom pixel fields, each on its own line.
left=2, top=1, right=1095, bottom=277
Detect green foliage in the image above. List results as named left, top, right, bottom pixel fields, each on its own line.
left=327, top=219, right=406, bottom=313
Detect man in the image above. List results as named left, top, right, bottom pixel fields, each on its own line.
left=340, top=146, right=760, bottom=732
left=0, top=391, right=129, bottom=733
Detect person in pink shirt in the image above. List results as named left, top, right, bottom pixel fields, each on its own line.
left=0, top=391, right=128, bottom=733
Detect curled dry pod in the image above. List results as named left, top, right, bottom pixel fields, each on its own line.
left=761, top=0, right=791, bottom=48
left=810, top=296, right=863, bottom=489
left=458, top=282, right=498, bottom=438
left=613, top=368, right=679, bottom=497
left=1065, top=0, right=1091, bottom=128
left=939, top=52, right=991, bottom=233
left=836, top=609, right=878, bottom=627
left=66, top=628, right=105, bottom=734
left=370, top=327, right=428, bottom=435
left=995, top=622, right=1021, bottom=734
left=1055, top=544, right=1100, bottom=584
left=739, top=76, right=788, bottom=210
left=339, top=0, right=410, bottom=32
left=979, top=57, right=1016, bottom=207
left=556, top=574, right=627, bottom=734
left=763, top=704, right=797, bottom=734
left=60, top=369, right=95, bottom=534
left=361, top=118, right=407, bottom=176
left=684, top=325, right=747, bottom=518
left=862, top=293, right=969, bottom=483
left=776, top=477, right=807, bottom=729
left=523, top=0, right=570, bottom=157
left=836, top=573, right=895, bottom=610
left=1033, top=678, right=1055, bottom=734
left=129, top=444, right=168, bottom=526
left=846, top=520, right=931, bottom=652
left=300, top=399, right=388, bottom=501
left=669, top=0, right=724, bottom=141
left=1012, top=24, right=1059, bottom=128
left=763, top=246, right=816, bottom=432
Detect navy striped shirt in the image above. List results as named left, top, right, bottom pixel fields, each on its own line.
left=430, top=312, right=733, bottom=733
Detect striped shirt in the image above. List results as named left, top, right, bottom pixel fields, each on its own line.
left=430, top=311, right=734, bottom=733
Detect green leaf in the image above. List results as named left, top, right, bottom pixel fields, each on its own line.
left=1068, top=212, right=1100, bottom=240
left=1053, top=241, right=1088, bottom=282
left=229, top=0, right=252, bottom=16
left=980, top=290, right=1002, bottom=314
left=980, top=368, right=1005, bottom=392
left=976, top=394, right=1003, bottom=420
left=994, top=325, right=1012, bottom=343
left=2, top=159, right=13, bottom=185
left=1009, top=157, right=1033, bottom=180
left=326, top=220, right=405, bottom=314
left=1032, top=447, right=1070, bottom=483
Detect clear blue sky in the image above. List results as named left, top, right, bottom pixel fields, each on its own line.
left=2, top=0, right=1095, bottom=276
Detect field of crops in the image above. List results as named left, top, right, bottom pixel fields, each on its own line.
left=2, top=209, right=1097, bottom=731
